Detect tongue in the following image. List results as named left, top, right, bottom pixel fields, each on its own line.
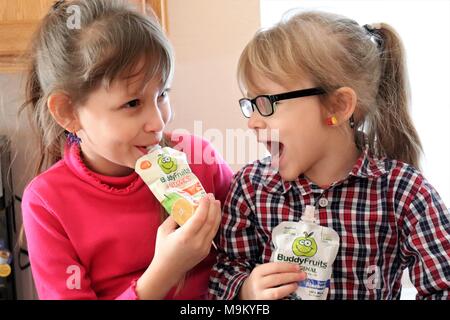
left=137, top=146, right=148, bottom=154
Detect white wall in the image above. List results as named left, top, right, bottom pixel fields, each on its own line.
left=165, top=0, right=262, bottom=172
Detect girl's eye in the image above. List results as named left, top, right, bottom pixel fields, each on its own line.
left=124, top=99, right=141, bottom=108
left=159, top=89, right=170, bottom=100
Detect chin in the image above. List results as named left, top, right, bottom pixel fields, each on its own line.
left=125, top=158, right=139, bottom=169
left=279, top=167, right=300, bottom=182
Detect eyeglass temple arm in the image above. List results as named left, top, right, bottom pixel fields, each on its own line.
left=270, top=88, right=326, bottom=102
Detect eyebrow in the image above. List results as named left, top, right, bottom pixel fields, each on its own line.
left=124, top=80, right=168, bottom=100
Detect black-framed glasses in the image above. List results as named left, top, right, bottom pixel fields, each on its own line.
left=239, top=87, right=326, bottom=118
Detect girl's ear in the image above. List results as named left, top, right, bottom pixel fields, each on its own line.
left=47, top=92, right=80, bottom=132
left=326, top=87, right=357, bottom=125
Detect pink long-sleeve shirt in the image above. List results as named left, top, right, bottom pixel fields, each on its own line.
left=21, top=134, right=233, bottom=299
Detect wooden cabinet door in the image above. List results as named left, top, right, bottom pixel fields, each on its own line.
left=0, top=0, right=166, bottom=73
left=0, top=0, right=55, bottom=72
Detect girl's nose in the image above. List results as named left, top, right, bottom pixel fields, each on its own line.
left=143, top=102, right=165, bottom=133
left=247, top=110, right=267, bottom=130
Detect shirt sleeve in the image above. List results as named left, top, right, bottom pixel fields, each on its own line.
left=208, top=168, right=261, bottom=300
left=21, top=187, right=139, bottom=300
left=400, top=177, right=450, bottom=300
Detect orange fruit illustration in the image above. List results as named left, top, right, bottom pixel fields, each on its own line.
left=140, top=160, right=152, bottom=170
left=183, top=182, right=202, bottom=196
left=171, top=198, right=196, bottom=225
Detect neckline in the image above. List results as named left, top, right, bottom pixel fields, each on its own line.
left=63, top=142, right=144, bottom=195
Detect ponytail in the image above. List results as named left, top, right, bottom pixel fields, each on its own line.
left=19, top=58, right=65, bottom=178
left=368, top=23, right=422, bottom=168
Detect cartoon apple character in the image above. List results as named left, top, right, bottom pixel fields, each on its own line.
left=158, top=153, right=177, bottom=174
left=292, top=232, right=317, bottom=257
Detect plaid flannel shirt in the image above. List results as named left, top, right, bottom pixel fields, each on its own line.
left=209, top=149, right=450, bottom=300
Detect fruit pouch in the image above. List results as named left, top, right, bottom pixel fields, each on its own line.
left=135, top=145, right=207, bottom=226
left=270, top=205, right=340, bottom=300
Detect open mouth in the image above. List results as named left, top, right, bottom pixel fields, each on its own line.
left=136, top=146, right=150, bottom=155
left=136, top=144, right=161, bottom=155
left=266, top=141, right=284, bottom=158
left=264, top=140, right=285, bottom=170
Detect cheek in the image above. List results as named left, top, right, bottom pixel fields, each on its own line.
left=283, top=106, right=326, bottom=143
left=80, top=112, right=136, bottom=145
left=162, top=105, right=172, bottom=123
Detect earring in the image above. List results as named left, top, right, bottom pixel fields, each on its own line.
left=65, top=130, right=82, bottom=144
left=326, top=116, right=338, bottom=126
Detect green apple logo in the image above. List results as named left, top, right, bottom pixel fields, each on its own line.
left=161, top=192, right=182, bottom=213
left=292, top=232, right=317, bottom=257
left=158, top=154, right=177, bottom=174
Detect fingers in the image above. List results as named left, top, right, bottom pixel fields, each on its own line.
left=241, top=262, right=305, bottom=300
left=264, top=282, right=299, bottom=300
left=158, top=215, right=178, bottom=235
left=176, top=194, right=210, bottom=236
left=206, top=200, right=221, bottom=241
left=255, top=263, right=305, bottom=300
left=197, top=196, right=221, bottom=242
left=256, top=262, right=302, bottom=277
left=172, top=194, right=221, bottom=252
left=261, top=271, right=306, bottom=289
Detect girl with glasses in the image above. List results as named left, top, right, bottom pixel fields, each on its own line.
left=209, top=10, right=450, bottom=300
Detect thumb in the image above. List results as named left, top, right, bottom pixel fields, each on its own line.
left=158, top=215, right=178, bottom=235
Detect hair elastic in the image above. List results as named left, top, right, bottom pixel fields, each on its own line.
left=65, top=130, right=82, bottom=144
left=363, top=24, right=383, bottom=48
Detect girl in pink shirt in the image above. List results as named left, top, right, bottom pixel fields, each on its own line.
left=20, top=0, right=233, bottom=300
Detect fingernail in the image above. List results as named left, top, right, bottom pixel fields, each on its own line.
left=208, top=193, right=215, bottom=200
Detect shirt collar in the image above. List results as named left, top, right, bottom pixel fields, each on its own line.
left=262, top=147, right=388, bottom=196
left=64, top=141, right=144, bottom=195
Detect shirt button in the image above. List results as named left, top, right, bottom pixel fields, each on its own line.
left=318, top=197, right=329, bottom=208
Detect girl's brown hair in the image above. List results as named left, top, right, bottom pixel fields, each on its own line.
left=18, top=0, right=184, bottom=295
left=20, top=0, right=174, bottom=177
left=238, top=10, right=422, bottom=167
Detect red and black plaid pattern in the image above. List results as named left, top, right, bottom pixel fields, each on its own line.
left=209, top=150, right=450, bottom=300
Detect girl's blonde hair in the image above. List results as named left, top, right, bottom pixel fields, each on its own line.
left=238, top=10, right=422, bottom=167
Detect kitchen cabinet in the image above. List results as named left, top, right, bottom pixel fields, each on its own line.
left=0, top=0, right=167, bottom=73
